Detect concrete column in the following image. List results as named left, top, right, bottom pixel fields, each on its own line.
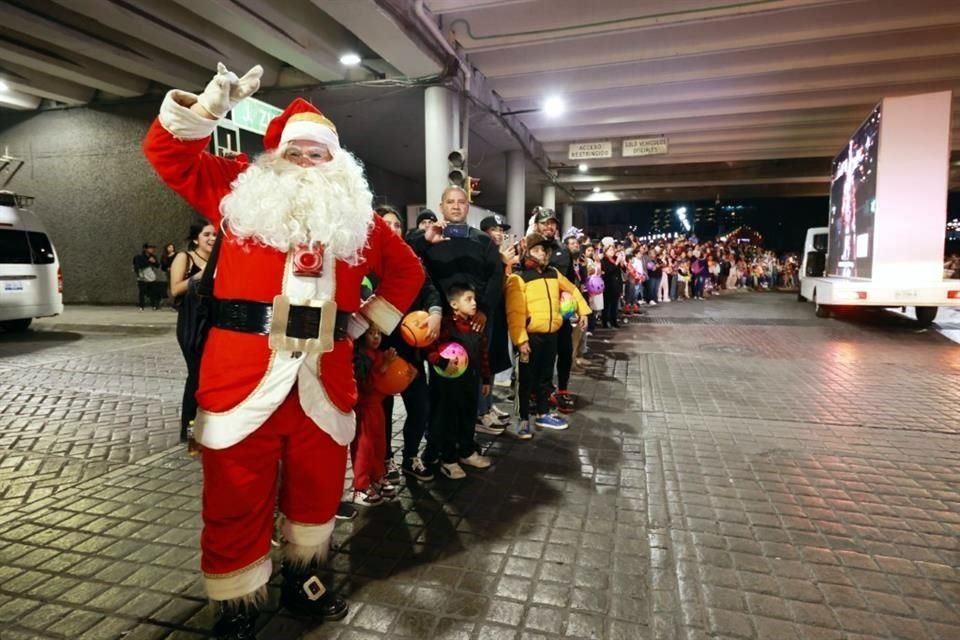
left=506, top=150, right=526, bottom=235
left=562, top=203, right=574, bottom=232
left=541, top=184, right=556, bottom=211
left=424, top=86, right=454, bottom=211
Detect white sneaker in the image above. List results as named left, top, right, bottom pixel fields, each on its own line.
left=440, top=461, right=467, bottom=479
left=490, top=405, right=511, bottom=420
left=459, top=452, right=492, bottom=469
left=352, top=488, right=383, bottom=506
left=475, top=412, right=505, bottom=435
left=648, top=300, right=657, bottom=306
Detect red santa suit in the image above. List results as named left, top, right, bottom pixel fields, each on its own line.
left=143, top=95, right=423, bottom=603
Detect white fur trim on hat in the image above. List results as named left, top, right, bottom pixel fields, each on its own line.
left=279, top=120, right=340, bottom=153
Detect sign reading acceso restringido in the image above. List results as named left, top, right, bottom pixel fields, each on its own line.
left=568, top=141, right=612, bottom=160
left=230, top=98, right=283, bottom=135
left=622, top=136, right=668, bottom=157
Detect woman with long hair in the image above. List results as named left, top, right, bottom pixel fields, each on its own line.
left=169, top=222, right=216, bottom=442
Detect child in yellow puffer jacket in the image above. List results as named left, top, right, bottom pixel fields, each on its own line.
left=504, top=233, right=590, bottom=437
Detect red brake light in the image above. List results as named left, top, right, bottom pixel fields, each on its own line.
left=948, top=290, right=960, bottom=299
left=57, top=267, right=63, bottom=294
left=856, top=291, right=868, bottom=300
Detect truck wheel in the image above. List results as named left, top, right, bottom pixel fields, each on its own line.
left=915, top=306, right=938, bottom=328
left=813, top=292, right=830, bottom=318
left=0, top=318, right=32, bottom=332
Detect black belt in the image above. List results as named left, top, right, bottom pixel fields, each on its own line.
left=212, top=298, right=350, bottom=341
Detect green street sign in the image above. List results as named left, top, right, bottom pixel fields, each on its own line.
left=230, top=97, right=282, bottom=135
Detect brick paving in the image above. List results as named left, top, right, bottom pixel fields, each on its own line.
left=0, top=294, right=958, bottom=639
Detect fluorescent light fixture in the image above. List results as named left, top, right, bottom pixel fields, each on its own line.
left=676, top=206, right=687, bottom=215
left=339, top=53, right=362, bottom=66
left=0, top=80, right=8, bottom=92
left=592, top=186, right=600, bottom=193
left=578, top=163, right=588, bottom=172
left=542, top=95, right=566, bottom=118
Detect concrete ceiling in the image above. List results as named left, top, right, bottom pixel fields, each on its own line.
left=0, top=0, right=440, bottom=104
left=429, top=0, right=960, bottom=202
left=1, top=0, right=958, bottom=205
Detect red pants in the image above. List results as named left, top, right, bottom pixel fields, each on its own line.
left=200, top=386, right=347, bottom=600
left=350, top=396, right=386, bottom=491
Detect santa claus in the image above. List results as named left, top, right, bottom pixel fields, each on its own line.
left=143, top=64, right=424, bottom=638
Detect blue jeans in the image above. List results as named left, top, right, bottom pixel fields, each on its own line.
left=693, top=274, right=706, bottom=298
left=644, top=277, right=660, bottom=303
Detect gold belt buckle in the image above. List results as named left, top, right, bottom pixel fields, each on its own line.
left=269, top=295, right=336, bottom=354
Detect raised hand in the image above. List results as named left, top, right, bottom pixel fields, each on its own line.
left=196, top=63, right=263, bottom=119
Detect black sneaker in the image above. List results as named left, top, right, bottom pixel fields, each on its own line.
left=401, top=456, right=434, bottom=481
left=335, top=502, right=357, bottom=520
left=384, top=459, right=401, bottom=483
left=556, top=392, right=576, bottom=414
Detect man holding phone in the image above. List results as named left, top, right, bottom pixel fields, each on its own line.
left=408, top=186, right=508, bottom=450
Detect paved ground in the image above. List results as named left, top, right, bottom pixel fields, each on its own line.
left=0, top=293, right=958, bottom=639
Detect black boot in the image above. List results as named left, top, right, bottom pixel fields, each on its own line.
left=280, top=561, right=348, bottom=621
left=213, top=601, right=258, bottom=639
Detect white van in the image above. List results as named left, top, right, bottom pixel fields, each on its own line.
left=0, top=191, right=63, bottom=332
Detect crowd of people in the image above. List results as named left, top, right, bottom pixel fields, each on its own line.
left=575, top=233, right=800, bottom=323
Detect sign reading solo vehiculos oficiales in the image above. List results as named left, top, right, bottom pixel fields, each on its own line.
left=568, top=141, right=612, bottom=160
left=622, top=136, right=668, bottom=157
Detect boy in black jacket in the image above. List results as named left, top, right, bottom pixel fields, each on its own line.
left=424, top=283, right=493, bottom=480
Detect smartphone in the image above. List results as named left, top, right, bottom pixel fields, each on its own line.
left=442, top=223, right=470, bottom=239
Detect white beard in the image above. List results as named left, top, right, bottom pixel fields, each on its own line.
left=220, top=149, right=374, bottom=264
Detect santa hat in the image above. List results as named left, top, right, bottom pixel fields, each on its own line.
left=263, top=98, right=340, bottom=153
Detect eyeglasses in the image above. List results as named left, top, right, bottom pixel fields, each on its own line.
left=283, top=145, right=331, bottom=165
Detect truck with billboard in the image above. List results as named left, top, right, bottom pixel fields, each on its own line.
left=798, top=91, right=960, bottom=327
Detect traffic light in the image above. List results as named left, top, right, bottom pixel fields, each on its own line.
left=447, top=149, right=466, bottom=188
left=467, top=176, right=480, bottom=202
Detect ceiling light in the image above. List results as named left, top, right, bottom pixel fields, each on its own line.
left=339, top=53, right=362, bottom=66
left=578, top=164, right=588, bottom=172
left=592, top=186, right=600, bottom=193
left=0, top=80, right=8, bottom=92
left=542, top=95, right=566, bottom=118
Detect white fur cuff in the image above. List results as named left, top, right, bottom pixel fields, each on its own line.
left=361, top=295, right=403, bottom=335
left=159, top=90, right=220, bottom=140
left=205, top=555, right=272, bottom=601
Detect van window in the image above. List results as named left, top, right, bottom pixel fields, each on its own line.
left=813, top=234, right=828, bottom=252
left=27, top=232, right=55, bottom=264
left=0, top=193, right=16, bottom=207
left=0, top=229, right=32, bottom=264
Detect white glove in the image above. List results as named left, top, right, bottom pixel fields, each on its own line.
left=195, top=63, right=263, bottom=119
left=346, top=313, right=370, bottom=340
